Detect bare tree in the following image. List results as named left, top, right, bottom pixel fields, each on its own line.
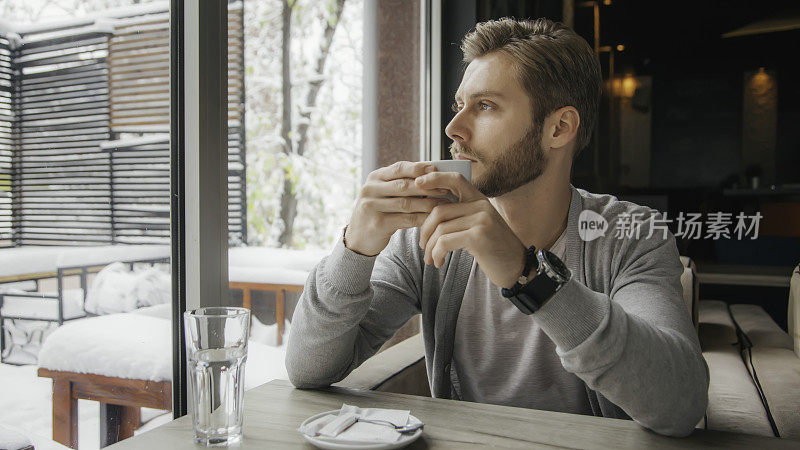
left=277, top=0, right=346, bottom=247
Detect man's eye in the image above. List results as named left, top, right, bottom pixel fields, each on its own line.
left=478, top=102, right=492, bottom=111
left=451, top=102, right=462, bottom=113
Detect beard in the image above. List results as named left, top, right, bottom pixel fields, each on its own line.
left=449, top=123, right=546, bottom=197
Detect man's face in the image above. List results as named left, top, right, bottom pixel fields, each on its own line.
left=446, top=52, right=546, bottom=197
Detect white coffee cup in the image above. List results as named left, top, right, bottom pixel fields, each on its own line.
left=426, top=160, right=471, bottom=203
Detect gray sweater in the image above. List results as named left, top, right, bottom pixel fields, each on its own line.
left=286, top=185, right=710, bottom=437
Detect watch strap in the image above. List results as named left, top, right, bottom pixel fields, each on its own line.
left=501, top=245, right=537, bottom=297
left=514, top=271, right=560, bottom=314
left=502, top=249, right=569, bottom=315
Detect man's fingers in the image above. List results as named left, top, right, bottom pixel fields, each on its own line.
left=381, top=212, right=429, bottom=230
left=362, top=179, right=449, bottom=198
left=430, top=230, right=472, bottom=268
left=367, top=197, right=445, bottom=214
left=368, top=161, right=435, bottom=182
left=423, top=215, right=473, bottom=265
left=414, top=171, right=483, bottom=202
left=418, top=201, right=485, bottom=249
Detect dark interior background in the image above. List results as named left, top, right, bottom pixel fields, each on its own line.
left=440, top=0, right=800, bottom=328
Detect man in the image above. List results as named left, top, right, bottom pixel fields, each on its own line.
left=286, top=18, right=709, bottom=437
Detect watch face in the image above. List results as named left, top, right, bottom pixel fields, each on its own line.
left=541, top=250, right=570, bottom=280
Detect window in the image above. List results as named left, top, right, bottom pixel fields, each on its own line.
left=225, top=0, right=363, bottom=374
left=0, top=2, right=175, bottom=448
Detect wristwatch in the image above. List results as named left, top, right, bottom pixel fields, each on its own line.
left=501, top=246, right=571, bottom=315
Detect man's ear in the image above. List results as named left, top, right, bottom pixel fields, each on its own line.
left=543, top=106, right=580, bottom=151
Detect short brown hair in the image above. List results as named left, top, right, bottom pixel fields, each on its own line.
left=461, top=17, right=601, bottom=156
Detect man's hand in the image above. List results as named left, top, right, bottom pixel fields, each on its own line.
left=345, top=161, right=449, bottom=256
left=416, top=171, right=527, bottom=289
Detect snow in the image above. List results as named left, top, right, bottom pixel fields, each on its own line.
left=55, top=245, right=169, bottom=269
left=1, top=245, right=324, bottom=284
left=37, top=313, right=171, bottom=381
left=0, top=364, right=82, bottom=449
left=9, top=2, right=169, bottom=35
left=1, top=288, right=85, bottom=320
left=228, top=246, right=327, bottom=272
left=0, top=361, right=164, bottom=450
left=0, top=245, right=170, bottom=279
left=228, top=267, right=309, bottom=285
left=0, top=424, right=31, bottom=450
left=37, top=311, right=288, bottom=385
left=99, top=135, right=168, bottom=149
left=227, top=246, right=326, bottom=285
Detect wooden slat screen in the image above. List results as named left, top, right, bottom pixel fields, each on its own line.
left=11, top=27, right=113, bottom=246
left=0, top=37, right=13, bottom=245
left=108, top=2, right=246, bottom=244
left=0, top=1, right=246, bottom=247
left=103, top=136, right=169, bottom=244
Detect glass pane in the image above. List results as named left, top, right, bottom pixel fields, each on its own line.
left=0, top=1, right=174, bottom=448
left=229, top=0, right=363, bottom=384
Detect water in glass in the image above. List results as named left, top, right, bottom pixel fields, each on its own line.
left=184, top=307, right=249, bottom=446
left=189, top=347, right=247, bottom=445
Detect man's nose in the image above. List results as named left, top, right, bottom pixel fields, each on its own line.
left=445, top=111, right=470, bottom=144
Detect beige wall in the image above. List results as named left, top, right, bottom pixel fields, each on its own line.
left=376, top=0, right=421, bottom=167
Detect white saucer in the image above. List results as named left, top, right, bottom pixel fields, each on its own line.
left=299, top=410, right=423, bottom=450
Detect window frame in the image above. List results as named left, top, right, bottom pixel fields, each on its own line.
left=170, top=0, right=230, bottom=419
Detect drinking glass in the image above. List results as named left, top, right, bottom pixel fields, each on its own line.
left=184, top=307, right=250, bottom=446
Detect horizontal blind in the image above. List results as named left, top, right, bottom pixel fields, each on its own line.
left=12, top=27, right=113, bottom=245
left=0, top=37, right=12, bottom=245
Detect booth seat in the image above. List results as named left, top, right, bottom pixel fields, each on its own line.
left=698, top=264, right=800, bottom=439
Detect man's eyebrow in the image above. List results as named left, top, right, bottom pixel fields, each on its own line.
left=454, top=90, right=506, bottom=102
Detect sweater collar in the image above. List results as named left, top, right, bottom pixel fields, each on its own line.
left=565, top=184, right=585, bottom=284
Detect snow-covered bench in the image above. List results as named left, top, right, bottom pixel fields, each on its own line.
left=36, top=307, right=172, bottom=448
left=0, top=246, right=170, bottom=364
left=2, top=245, right=327, bottom=360
left=37, top=303, right=290, bottom=449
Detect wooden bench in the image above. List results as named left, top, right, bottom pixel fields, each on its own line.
left=229, top=281, right=303, bottom=345
left=37, top=368, right=171, bottom=449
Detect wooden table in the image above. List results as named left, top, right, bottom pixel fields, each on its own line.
left=108, top=380, right=797, bottom=449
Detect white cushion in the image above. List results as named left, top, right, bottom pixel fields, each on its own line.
left=743, top=347, right=800, bottom=439
left=679, top=266, right=694, bottom=321
left=698, top=300, right=738, bottom=351
left=84, top=263, right=170, bottom=315
left=730, top=304, right=793, bottom=350
left=703, top=348, right=774, bottom=437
